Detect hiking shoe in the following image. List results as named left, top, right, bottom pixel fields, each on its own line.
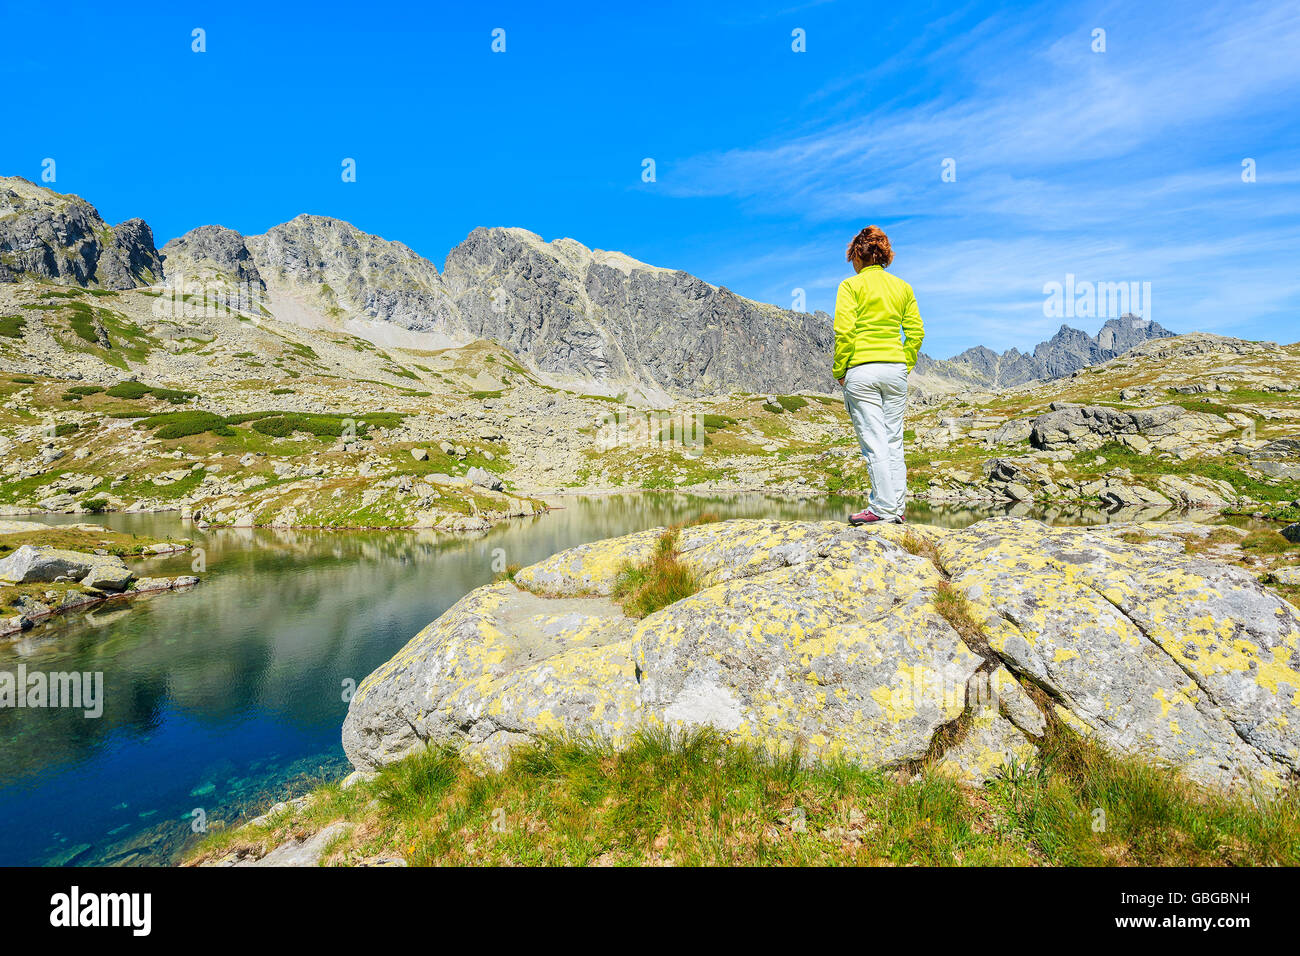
left=848, top=509, right=886, bottom=526
left=894, top=515, right=906, bottom=524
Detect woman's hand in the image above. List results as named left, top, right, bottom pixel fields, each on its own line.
left=837, top=376, right=845, bottom=386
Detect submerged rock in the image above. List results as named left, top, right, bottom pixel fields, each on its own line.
left=342, top=518, right=1300, bottom=791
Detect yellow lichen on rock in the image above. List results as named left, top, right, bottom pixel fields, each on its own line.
left=938, top=710, right=1037, bottom=786
left=343, top=517, right=1300, bottom=791
left=514, top=527, right=665, bottom=596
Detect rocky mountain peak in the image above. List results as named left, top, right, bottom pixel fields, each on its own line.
left=0, top=176, right=161, bottom=289
left=160, top=224, right=265, bottom=293
left=441, top=225, right=832, bottom=395
left=1098, top=313, right=1171, bottom=351
left=915, top=316, right=1175, bottom=393
left=241, top=215, right=459, bottom=336
left=251, top=214, right=441, bottom=280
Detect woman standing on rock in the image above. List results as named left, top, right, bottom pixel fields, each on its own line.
left=834, top=226, right=925, bottom=525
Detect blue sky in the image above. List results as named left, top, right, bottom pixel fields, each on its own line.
left=2, top=0, right=1297, bottom=357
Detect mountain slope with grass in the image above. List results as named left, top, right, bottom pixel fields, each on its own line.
left=2, top=275, right=1298, bottom=535
left=1, top=174, right=1298, bottom=539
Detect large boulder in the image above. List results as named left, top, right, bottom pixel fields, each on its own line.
left=0, top=544, right=131, bottom=589
left=342, top=518, right=1300, bottom=791
left=1098, top=483, right=1171, bottom=509
left=80, top=562, right=133, bottom=591
left=1153, top=474, right=1239, bottom=508
left=465, top=465, right=504, bottom=491
left=1247, top=436, right=1300, bottom=481
left=1249, top=436, right=1300, bottom=461
left=939, top=520, right=1297, bottom=788
left=1029, top=404, right=1235, bottom=452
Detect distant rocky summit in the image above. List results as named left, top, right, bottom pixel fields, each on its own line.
left=914, top=316, right=1175, bottom=392
left=343, top=518, right=1300, bottom=791
left=247, top=215, right=461, bottom=336
left=0, top=177, right=161, bottom=289
left=443, top=227, right=835, bottom=395
left=164, top=208, right=1168, bottom=396
left=160, top=224, right=266, bottom=295
left=163, top=217, right=834, bottom=396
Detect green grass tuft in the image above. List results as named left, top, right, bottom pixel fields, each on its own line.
left=135, top=410, right=233, bottom=440
left=1241, top=529, right=1298, bottom=554
left=987, top=728, right=1300, bottom=866
left=611, top=528, right=702, bottom=618
left=105, top=381, right=197, bottom=404
left=186, top=724, right=1300, bottom=867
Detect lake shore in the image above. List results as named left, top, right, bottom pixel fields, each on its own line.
left=189, top=514, right=1300, bottom=867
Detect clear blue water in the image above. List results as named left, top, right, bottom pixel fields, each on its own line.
left=0, top=494, right=1130, bottom=865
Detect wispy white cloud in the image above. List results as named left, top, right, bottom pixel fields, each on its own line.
left=660, top=0, right=1300, bottom=351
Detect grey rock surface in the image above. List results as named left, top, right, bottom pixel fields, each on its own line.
left=0, top=544, right=129, bottom=585
left=160, top=224, right=266, bottom=293
left=465, top=465, right=503, bottom=490
left=1029, top=403, right=1234, bottom=451
left=441, top=227, right=835, bottom=396
left=342, top=517, right=1300, bottom=791
left=241, top=821, right=353, bottom=867
left=246, top=214, right=462, bottom=336
left=0, top=177, right=160, bottom=289
left=80, top=563, right=133, bottom=591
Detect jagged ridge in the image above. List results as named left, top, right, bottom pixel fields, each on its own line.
left=3, top=175, right=1172, bottom=396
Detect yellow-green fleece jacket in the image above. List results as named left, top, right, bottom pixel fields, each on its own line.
left=832, top=264, right=925, bottom=380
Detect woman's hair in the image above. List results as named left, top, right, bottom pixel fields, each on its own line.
left=846, top=226, right=893, bottom=268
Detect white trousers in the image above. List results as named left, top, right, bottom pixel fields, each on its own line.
left=842, top=361, right=909, bottom=519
